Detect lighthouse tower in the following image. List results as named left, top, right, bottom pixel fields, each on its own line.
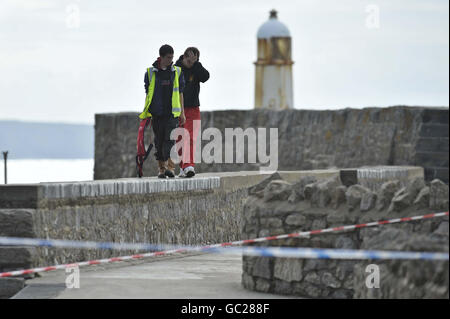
left=254, top=9, right=294, bottom=110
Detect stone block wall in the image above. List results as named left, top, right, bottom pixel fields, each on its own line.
left=414, top=108, right=449, bottom=182
left=0, top=170, right=338, bottom=275
left=0, top=170, right=336, bottom=298
left=1, top=168, right=447, bottom=298
left=0, top=177, right=243, bottom=272
left=353, top=227, right=449, bottom=298
left=241, top=174, right=449, bottom=298
left=94, top=106, right=449, bottom=183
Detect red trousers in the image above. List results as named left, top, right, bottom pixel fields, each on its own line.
left=177, top=107, right=201, bottom=169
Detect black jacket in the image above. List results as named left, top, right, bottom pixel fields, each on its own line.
left=175, top=55, right=209, bottom=108
left=144, top=58, right=185, bottom=117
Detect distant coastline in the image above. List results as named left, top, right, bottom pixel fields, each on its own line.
left=0, top=120, right=93, bottom=159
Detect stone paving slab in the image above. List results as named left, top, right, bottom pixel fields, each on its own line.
left=12, top=253, right=299, bottom=299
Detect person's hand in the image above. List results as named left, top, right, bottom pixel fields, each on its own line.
left=182, top=55, right=190, bottom=68
left=180, top=112, right=186, bottom=126
left=183, top=51, right=198, bottom=68
left=189, top=53, right=198, bottom=65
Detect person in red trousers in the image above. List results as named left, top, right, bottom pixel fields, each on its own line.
left=175, top=47, right=209, bottom=177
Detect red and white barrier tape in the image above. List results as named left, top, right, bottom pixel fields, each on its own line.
left=0, top=211, right=448, bottom=278
left=210, top=211, right=449, bottom=246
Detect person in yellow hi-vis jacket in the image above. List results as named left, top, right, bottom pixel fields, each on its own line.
left=140, top=44, right=186, bottom=178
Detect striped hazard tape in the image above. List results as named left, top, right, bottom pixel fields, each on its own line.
left=0, top=247, right=448, bottom=278
left=0, top=211, right=448, bottom=278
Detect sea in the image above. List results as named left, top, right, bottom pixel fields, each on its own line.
left=0, top=159, right=94, bottom=184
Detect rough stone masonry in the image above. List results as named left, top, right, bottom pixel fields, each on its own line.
left=94, top=106, right=449, bottom=183
left=241, top=173, right=449, bottom=298
left=0, top=171, right=334, bottom=298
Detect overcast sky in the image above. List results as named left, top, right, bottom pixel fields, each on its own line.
left=0, top=0, right=448, bottom=124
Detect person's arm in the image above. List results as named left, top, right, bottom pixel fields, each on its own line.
left=144, top=70, right=149, bottom=94
left=192, top=61, right=210, bottom=83
left=179, top=71, right=186, bottom=125
left=180, top=93, right=186, bottom=125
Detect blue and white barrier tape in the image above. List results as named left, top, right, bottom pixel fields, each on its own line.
left=0, top=236, right=447, bottom=261
left=0, top=236, right=176, bottom=251
left=214, top=246, right=449, bottom=261
left=1, top=245, right=448, bottom=278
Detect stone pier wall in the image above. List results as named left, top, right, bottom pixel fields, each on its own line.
left=0, top=177, right=231, bottom=272
left=94, top=106, right=449, bottom=183
left=0, top=170, right=338, bottom=298
left=241, top=173, right=449, bottom=298
left=0, top=167, right=446, bottom=298
left=0, top=170, right=341, bottom=273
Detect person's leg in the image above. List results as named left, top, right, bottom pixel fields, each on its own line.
left=189, top=107, right=201, bottom=166
left=162, top=115, right=179, bottom=178
left=182, top=107, right=200, bottom=177
left=181, top=107, right=194, bottom=170
left=152, top=118, right=161, bottom=160
left=152, top=117, right=167, bottom=178
left=182, top=107, right=201, bottom=177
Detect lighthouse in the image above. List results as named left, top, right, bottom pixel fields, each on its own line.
left=254, top=9, right=294, bottom=110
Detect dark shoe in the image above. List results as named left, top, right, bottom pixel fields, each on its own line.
left=158, top=161, right=167, bottom=179
left=165, top=169, right=175, bottom=178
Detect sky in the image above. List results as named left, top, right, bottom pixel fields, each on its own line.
left=0, top=0, right=448, bottom=124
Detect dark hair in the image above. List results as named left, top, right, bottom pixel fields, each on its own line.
left=184, top=47, right=200, bottom=60
left=159, top=44, right=174, bottom=57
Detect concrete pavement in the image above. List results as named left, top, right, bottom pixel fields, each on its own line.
left=12, top=252, right=298, bottom=299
